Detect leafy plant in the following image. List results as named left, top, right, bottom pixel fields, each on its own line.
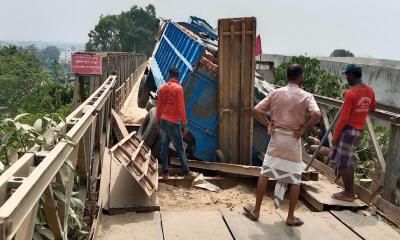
left=273, top=55, right=344, bottom=99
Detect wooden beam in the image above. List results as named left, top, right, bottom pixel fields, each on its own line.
left=171, top=158, right=261, bottom=177
left=320, top=106, right=333, bottom=147
left=43, top=186, right=63, bottom=240
left=171, top=158, right=317, bottom=180
left=376, top=197, right=400, bottom=226
left=382, top=123, right=400, bottom=203
left=302, top=152, right=372, bottom=204
left=366, top=116, right=386, bottom=172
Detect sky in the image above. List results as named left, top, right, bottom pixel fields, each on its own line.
left=0, top=0, right=399, bottom=60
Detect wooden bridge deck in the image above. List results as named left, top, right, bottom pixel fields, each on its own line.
left=95, top=209, right=400, bottom=240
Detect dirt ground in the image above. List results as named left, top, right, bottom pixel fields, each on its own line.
left=157, top=182, right=309, bottom=216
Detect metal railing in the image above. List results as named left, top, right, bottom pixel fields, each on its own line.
left=0, top=74, right=118, bottom=240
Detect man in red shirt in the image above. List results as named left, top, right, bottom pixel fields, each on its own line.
left=156, top=67, right=196, bottom=179
left=331, top=64, right=376, bottom=202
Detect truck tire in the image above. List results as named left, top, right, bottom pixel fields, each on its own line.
left=138, top=75, right=150, bottom=109
left=137, top=107, right=158, bottom=147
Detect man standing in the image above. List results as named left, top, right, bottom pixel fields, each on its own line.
left=331, top=64, right=376, bottom=202
left=243, top=64, right=321, bottom=226
left=156, top=67, right=196, bottom=179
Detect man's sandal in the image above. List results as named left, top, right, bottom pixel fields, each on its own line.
left=243, top=203, right=259, bottom=221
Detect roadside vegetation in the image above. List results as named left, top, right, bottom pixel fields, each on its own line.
left=85, top=4, right=158, bottom=56
left=273, top=55, right=389, bottom=184
left=0, top=45, right=85, bottom=239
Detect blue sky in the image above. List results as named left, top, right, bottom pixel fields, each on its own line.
left=0, top=0, right=399, bottom=60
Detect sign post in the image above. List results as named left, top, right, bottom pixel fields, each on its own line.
left=71, top=53, right=103, bottom=75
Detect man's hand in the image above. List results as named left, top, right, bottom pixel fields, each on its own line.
left=293, top=126, right=305, bottom=139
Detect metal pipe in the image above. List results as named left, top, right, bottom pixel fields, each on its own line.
left=304, top=108, right=341, bottom=171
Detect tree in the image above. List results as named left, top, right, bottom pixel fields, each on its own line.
left=330, top=49, right=355, bottom=57
left=85, top=4, right=158, bottom=56
left=273, top=55, right=344, bottom=99
left=0, top=46, right=73, bottom=118
left=40, top=46, right=61, bottom=69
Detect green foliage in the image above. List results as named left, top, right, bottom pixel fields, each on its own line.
left=86, top=4, right=158, bottom=56
left=0, top=45, right=73, bottom=118
left=330, top=49, right=355, bottom=57
left=355, top=126, right=389, bottom=180
left=273, top=56, right=344, bottom=98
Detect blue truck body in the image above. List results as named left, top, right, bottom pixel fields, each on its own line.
left=147, top=17, right=270, bottom=163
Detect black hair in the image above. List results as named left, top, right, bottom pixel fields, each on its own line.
left=169, top=67, right=180, bottom=79
left=350, top=71, right=362, bottom=78
left=287, top=64, right=304, bottom=81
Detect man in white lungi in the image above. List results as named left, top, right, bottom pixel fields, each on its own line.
left=244, top=64, right=321, bottom=226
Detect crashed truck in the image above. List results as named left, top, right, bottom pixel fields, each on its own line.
left=137, top=16, right=274, bottom=165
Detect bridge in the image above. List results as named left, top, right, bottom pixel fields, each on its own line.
left=1, top=52, right=400, bottom=240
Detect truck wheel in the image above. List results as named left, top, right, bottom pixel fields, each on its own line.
left=215, top=149, right=225, bottom=163
left=138, top=75, right=150, bottom=109
left=137, top=107, right=158, bottom=147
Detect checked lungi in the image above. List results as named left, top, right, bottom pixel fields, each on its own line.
left=331, top=125, right=362, bottom=177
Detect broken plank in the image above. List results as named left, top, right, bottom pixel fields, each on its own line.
left=331, top=210, right=400, bottom=240
left=171, top=158, right=318, bottom=180
left=222, top=210, right=298, bottom=240
left=111, top=109, right=129, bottom=141
left=98, top=148, right=111, bottom=209
left=302, top=152, right=372, bottom=203
left=275, top=211, right=360, bottom=240
left=159, top=176, right=247, bottom=188
left=301, top=175, right=368, bottom=211
left=162, top=210, right=232, bottom=240
left=96, top=211, right=163, bottom=240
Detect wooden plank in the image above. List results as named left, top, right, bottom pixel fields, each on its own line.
left=43, top=186, right=63, bottom=240
left=98, top=148, right=111, bottom=210
left=366, top=116, right=386, bottom=171
left=331, top=210, right=400, bottom=240
left=171, top=158, right=317, bottom=180
left=276, top=211, right=360, bottom=240
left=301, top=175, right=368, bottom=211
left=302, top=152, right=373, bottom=203
left=222, top=210, right=298, bottom=240
left=162, top=210, right=232, bottom=240
left=14, top=201, right=39, bottom=240
left=218, top=17, right=256, bottom=165
left=111, top=109, right=129, bottom=141
left=376, top=197, right=400, bottom=226
left=96, top=211, right=163, bottom=240
left=383, top=123, right=400, bottom=203
left=320, top=106, right=333, bottom=146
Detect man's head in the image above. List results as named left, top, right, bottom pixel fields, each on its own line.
left=342, top=64, right=362, bottom=86
left=169, top=67, right=180, bottom=81
left=287, top=64, right=304, bottom=86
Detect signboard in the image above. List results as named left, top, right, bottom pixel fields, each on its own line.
left=71, top=53, right=102, bottom=75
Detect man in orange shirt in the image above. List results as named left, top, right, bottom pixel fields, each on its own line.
left=156, top=67, right=196, bottom=179
left=331, top=64, right=376, bottom=202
